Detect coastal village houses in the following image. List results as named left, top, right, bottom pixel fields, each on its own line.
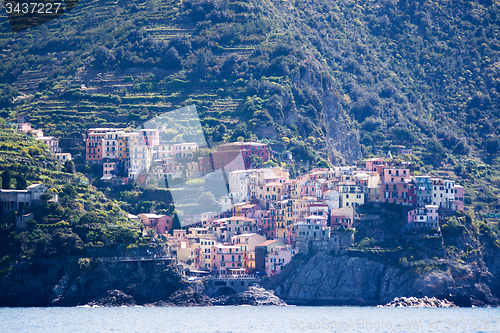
left=22, top=121, right=466, bottom=278
left=166, top=153, right=465, bottom=277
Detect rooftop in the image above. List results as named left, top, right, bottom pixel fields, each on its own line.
left=257, top=239, right=280, bottom=247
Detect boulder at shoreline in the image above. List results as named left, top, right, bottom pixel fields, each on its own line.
left=383, top=296, right=457, bottom=308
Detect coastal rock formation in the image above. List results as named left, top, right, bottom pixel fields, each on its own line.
left=212, top=286, right=286, bottom=306
left=145, top=288, right=212, bottom=307
left=383, top=296, right=457, bottom=308
left=86, top=290, right=136, bottom=307
left=0, top=259, right=208, bottom=307
left=269, top=253, right=500, bottom=307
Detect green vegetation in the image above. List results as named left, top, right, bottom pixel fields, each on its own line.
left=1, top=0, right=500, bottom=272
left=0, top=126, right=164, bottom=268
left=0, top=0, right=499, bottom=216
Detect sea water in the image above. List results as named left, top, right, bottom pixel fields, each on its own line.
left=0, top=306, right=499, bottom=332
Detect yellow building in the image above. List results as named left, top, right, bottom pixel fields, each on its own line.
left=290, top=180, right=302, bottom=199
left=262, top=181, right=284, bottom=208
left=245, top=251, right=256, bottom=270
left=186, top=161, right=199, bottom=178
left=275, top=199, right=293, bottom=240
left=118, top=132, right=132, bottom=161
left=338, top=181, right=365, bottom=208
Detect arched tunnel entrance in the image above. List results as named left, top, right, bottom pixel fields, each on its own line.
left=215, top=286, right=237, bottom=296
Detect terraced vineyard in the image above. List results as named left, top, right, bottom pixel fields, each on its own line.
left=0, top=0, right=280, bottom=151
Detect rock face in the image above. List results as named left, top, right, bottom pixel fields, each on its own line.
left=383, top=296, right=457, bottom=308
left=0, top=259, right=209, bottom=307
left=212, top=286, right=286, bottom=306
left=87, top=290, right=136, bottom=307
left=291, top=67, right=363, bottom=165
left=269, top=253, right=500, bottom=307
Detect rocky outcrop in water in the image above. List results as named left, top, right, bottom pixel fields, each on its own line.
left=212, top=286, right=286, bottom=306
left=269, top=252, right=500, bottom=307
left=383, top=296, right=457, bottom=308
left=86, top=290, right=136, bottom=307
left=0, top=259, right=209, bottom=307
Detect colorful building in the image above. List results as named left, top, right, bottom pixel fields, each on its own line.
left=138, top=213, right=173, bottom=234
left=86, top=128, right=123, bottom=164
left=198, top=142, right=269, bottom=173
left=407, top=205, right=439, bottom=228
left=265, top=245, right=298, bottom=277
left=211, top=245, right=243, bottom=275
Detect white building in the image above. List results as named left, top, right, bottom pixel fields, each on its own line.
left=55, top=153, right=72, bottom=163
left=228, top=169, right=256, bottom=203
left=102, top=131, right=124, bottom=160
left=0, top=184, right=55, bottom=213
left=36, top=136, right=59, bottom=153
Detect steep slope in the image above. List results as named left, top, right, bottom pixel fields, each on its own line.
left=269, top=252, right=499, bottom=307
left=0, top=0, right=362, bottom=165
left=1, top=0, right=499, bottom=206
left=0, top=258, right=208, bottom=306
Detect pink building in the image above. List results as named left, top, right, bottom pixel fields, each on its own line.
left=254, top=209, right=269, bottom=229
left=211, top=245, right=243, bottom=275
left=138, top=213, right=172, bottom=234
left=330, top=214, right=352, bottom=229
left=198, top=142, right=269, bottom=172
left=407, top=205, right=439, bottom=228
left=454, top=185, right=465, bottom=210
left=233, top=203, right=262, bottom=218
left=365, top=158, right=385, bottom=174
left=259, top=214, right=274, bottom=239
left=265, top=245, right=298, bottom=277
left=167, top=229, right=188, bottom=248
left=103, top=162, right=119, bottom=176
left=382, top=168, right=412, bottom=205
left=138, top=129, right=160, bottom=147
left=18, top=123, right=32, bottom=133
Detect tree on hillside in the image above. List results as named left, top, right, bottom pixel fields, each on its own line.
left=40, top=193, right=53, bottom=202
left=15, top=174, right=27, bottom=190
left=169, top=213, right=181, bottom=235
left=64, top=160, right=75, bottom=174
left=114, top=227, right=138, bottom=245
left=485, top=135, right=499, bottom=156
left=198, top=192, right=220, bottom=212
left=424, top=139, right=446, bottom=166
left=78, top=212, right=100, bottom=226
left=2, top=170, right=11, bottom=189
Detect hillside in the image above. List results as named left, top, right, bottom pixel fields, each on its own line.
left=0, top=125, right=166, bottom=278
left=0, top=1, right=499, bottom=213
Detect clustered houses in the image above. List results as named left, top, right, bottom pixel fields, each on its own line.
left=16, top=118, right=72, bottom=162
left=167, top=157, right=467, bottom=277
left=84, top=126, right=272, bottom=187
left=364, top=158, right=465, bottom=227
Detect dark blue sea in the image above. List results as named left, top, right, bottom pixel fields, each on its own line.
left=1, top=306, right=499, bottom=332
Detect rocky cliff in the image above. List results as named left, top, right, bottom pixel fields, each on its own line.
left=268, top=253, right=500, bottom=307
left=0, top=258, right=209, bottom=307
